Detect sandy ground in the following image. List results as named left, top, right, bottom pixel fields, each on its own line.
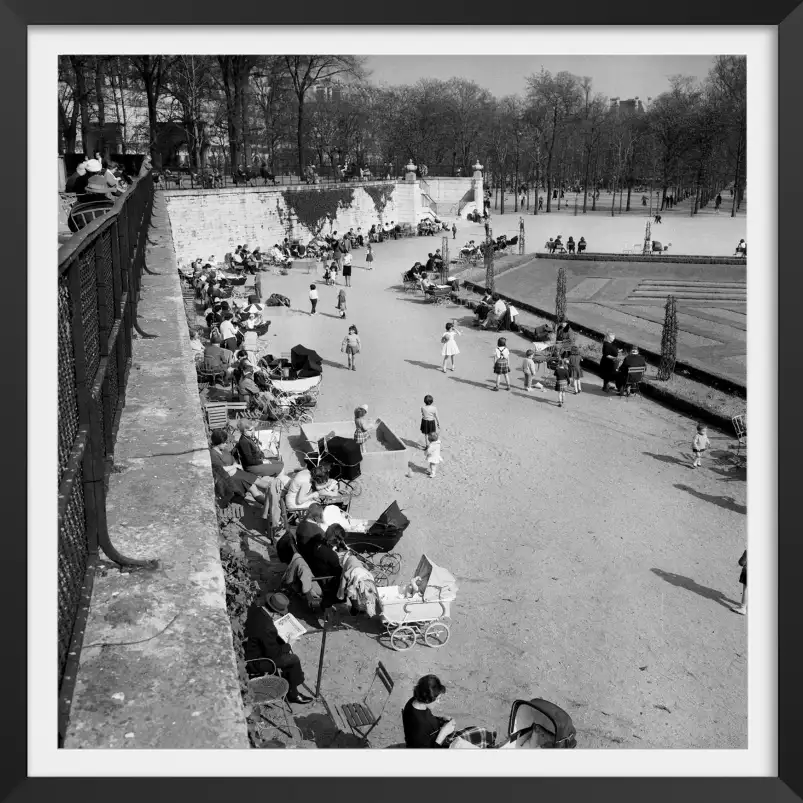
left=223, top=226, right=746, bottom=750
left=463, top=190, right=746, bottom=258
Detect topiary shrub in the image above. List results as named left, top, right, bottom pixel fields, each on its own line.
left=658, top=294, right=678, bottom=381
left=555, top=265, right=567, bottom=323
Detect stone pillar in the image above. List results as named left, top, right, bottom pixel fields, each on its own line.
left=405, top=160, right=417, bottom=183
left=519, top=216, right=525, bottom=255
left=472, top=161, right=484, bottom=217
left=441, top=235, right=449, bottom=282
left=484, top=219, right=494, bottom=294
left=288, top=209, right=298, bottom=243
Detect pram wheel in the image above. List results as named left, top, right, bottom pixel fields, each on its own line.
left=378, top=553, right=401, bottom=578
left=390, top=625, right=417, bottom=651
left=339, top=478, right=362, bottom=498
left=423, top=621, right=450, bottom=648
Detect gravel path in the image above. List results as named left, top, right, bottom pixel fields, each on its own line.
left=246, top=234, right=746, bottom=749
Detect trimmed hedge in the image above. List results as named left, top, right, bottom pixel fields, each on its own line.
left=535, top=252, right=745, bottom=266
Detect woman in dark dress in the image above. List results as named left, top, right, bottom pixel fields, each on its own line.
left=734, top=550, right=747, bottom=615
left=402, top=675, right=455, bottom=748
left=600, top=332, right=619, bottom=392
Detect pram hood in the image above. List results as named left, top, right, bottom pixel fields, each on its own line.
left=291, top=344, right=323, bottom=377
left=507, top=699, right=577, bottom=748
left=367, top=501, right=409, bottom=537
left=318, top=435, right=362, bottom=481
left=412, top=554, right=458, bottom=602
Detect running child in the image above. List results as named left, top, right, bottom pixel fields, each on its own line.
left=691, top=424, right=710, bottom=468
left=341, top=324, right=361, bottom=371
left=424, top=431, right=442, bottom=478
left=420, top=394, right=441, bottom=449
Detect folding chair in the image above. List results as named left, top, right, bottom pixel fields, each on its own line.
left=338, top=661, right=394, bottom=745
left=732, top=414, right=747, bottom=461
left=204, top=402, right=231, bottom=431
left=197, top=356, right=227, bottom=387
left=621, top=367, right=646, bottom=399
left=244, top=655, right=301, bottom=741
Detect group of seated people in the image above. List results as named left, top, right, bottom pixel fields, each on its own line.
left=546, top=235, right=586, bottom=254
left=734, top=238, right=747, bottom=257
left=65, top=157, right=130, bottom=199
left=368, top=221, right=402, bottom=242
left=474, top=292, right=520, bottom=331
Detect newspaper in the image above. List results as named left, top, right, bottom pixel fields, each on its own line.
left=274, top=613, right=307, bottom=643
left=256, top=429, right=281, bottom=458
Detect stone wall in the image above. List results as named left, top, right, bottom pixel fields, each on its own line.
left=421, top=177, right=474, bottom=214
left=162, top=181, right=404, bottom=266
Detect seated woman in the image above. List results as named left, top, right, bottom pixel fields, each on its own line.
left=577, top=236, right=587, bottom=254
left=404, top=262, right=424, bottom=283
left=277, top=534, right=322, bottom=609
left=566, top=236, right=575, bottom=253
left=284, top=466, right=339, bottom=512
left=403, top=675, right=497, bottom=749
left=208, top=429, right=272, bottom=505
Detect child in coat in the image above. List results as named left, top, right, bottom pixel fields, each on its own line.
left=354, top=404, right=371, bottom=454
left=424, top=431, right=442, bottom=478
left=308, top=284, right=318, bottom=315
left=691, top=424, right=710, bottom=468
left=568, top=345, right=583, bottom=394
left=521, top=349, right=539, bottom=392
left=553, top=358, right=570, bottom=407
left=336, top=287, right=347, bottom=318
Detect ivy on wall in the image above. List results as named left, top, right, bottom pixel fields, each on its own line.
left=282, top=188, right=355, bottom=235
left=363, top=184, right=395, bottom=217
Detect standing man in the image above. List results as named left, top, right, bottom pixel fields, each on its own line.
left=451, top=222, right=457, bottom=240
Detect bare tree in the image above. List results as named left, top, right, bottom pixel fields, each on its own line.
left=58, top=56, right=79, bottom=153
left=130, top=56, right=176, bottom=167
left=710, top=56, right=746, bottom=216
left=165, top=56, right=216, bottom=168
left=282, top=55, right=366, bottom=173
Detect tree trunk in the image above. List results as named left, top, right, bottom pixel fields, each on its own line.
left=610, top=177, right=617, bottom=217
left=500, top=167, right=505, bottom=214
left=296, top=98, right=306, bottom=174
left=731, top=126, right=744, bottom=218
left=533, top=159, right=540, bottom=215
left=72, top=58, right=91, bottom=157
left=116, top=58, right=128, bottom=153
left=582, top=145, right=591, bottom=213
left=145, top=87, right=159, bottom=167
left=545, top=109, right=558, bottom=212
left=95, top=59, right=106, bottom=156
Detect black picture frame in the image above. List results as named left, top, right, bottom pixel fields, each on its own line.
left=3, top=2, right=796, bottom=801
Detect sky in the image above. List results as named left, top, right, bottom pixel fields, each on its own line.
left=362, top=55, right=717, bottom=103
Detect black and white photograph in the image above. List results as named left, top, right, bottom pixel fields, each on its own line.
left=42, top=27, right=775, bottom=779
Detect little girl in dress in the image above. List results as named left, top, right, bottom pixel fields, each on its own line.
left=441, top=321, right=461, bottom=372
left=354, top=404, right=371, bottom=454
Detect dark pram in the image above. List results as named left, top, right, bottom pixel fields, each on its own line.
left=503, top=699, right=577, bottom=749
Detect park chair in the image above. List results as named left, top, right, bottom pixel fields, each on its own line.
left=244, top=654, right=302, bottom=741
left=205, top=402, right=231, bottom=432
left=338, top=661, right=394, bottom=746
left=732, top=414, right=747, bottom=460
left=621, top=366, right=646, bottom=399
left=197, top=356, right=228, bottom=387
left=401, top=272, right=417, bottom=293
left=67, top=198, right=115, bottom=233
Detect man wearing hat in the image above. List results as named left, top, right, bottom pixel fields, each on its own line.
left=244, top=593, right=312, bottom=704
left=65, top=161, right=90, bottom=194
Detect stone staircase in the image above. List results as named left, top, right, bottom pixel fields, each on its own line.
left=628, top=279, right=746, bottom=304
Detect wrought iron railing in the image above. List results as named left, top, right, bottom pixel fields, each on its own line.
left=57, top=170, right=158, bottom=744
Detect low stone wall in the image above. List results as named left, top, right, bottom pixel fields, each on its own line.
left=162, top=181, right=408, bottom=266
left=538, top=252, right=746, bottom=266
left=64, top=192, right=249, bottom=749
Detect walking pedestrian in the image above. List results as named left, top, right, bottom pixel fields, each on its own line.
left=691, top=424, right=710, bottom=468
left=419, top=394, right=441, bottom=450
left=568, top=345, right=583, bottom=394
left=365, top=244, right=374, bottom=270
left=452, top=223, right=457, bottom=240
left=440, top=322, right=461, bottom=372
left=343, top=251, right=353, bottom=287
left=492, top=337, right=511, bottom=391
left=341, top=324, right=361, bottom=371
left=538, top=196, right=544, bottom=211
left=733, top=551, right=747, bottom=615
left=600, top=332, right=618, bottom=392
left=553, top=358, right=570, bottom=407
left=336, top=287, right=347, bottom=319
left=424, top=431, right=442, bottom=478
left=308, top=283, right=318, bottom=315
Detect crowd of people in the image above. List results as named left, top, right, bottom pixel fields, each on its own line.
left=64, top=155, right=131, bottom=200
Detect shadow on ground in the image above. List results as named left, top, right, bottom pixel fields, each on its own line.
left=643, top=451, right=688, bottom=467
left=651, top=568, right=739, bottom=610
left=674, top=483, right=746, bottom=515
left=405, top=359, right=444, bottom=373
left=293, top=712, right=367, bottom=748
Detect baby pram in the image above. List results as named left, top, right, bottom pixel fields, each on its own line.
left=377, top=554, right=456, bottom=651
left=304, top=434, right=363, bottom=499
left=333, top=501, right=409, bottom=588
left=499, top=699, right=577, bottom=749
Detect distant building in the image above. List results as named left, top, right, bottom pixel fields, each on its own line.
left=608, top=96, right=648, bottom=116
